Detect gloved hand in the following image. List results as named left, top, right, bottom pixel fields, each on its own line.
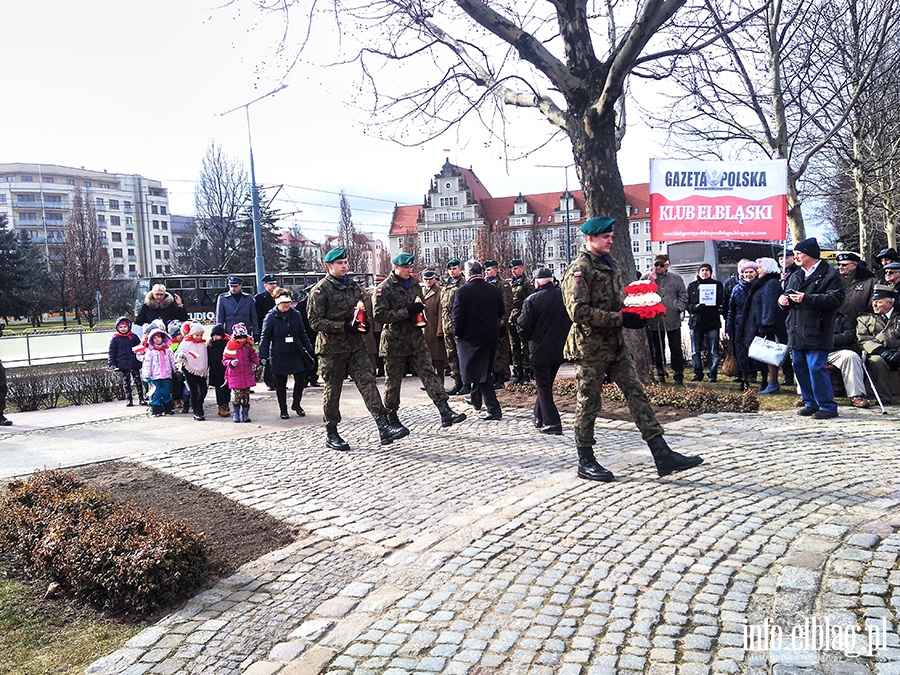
left=882, top=349, right=900, bottom=368
left=343, top=321, right=355, bottom=335
left=407, top=301, right=424, bottom=318
left=259, top=358, right=268, bottom=367
left=229, top=359, right=239, bottom=367
left=621, top=312, right=648, bottom=330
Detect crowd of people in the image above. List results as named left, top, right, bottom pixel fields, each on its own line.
left=7, top=226, right=896, bottom=484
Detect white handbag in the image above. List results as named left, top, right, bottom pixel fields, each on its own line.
left=748, top=335, right=788, bottom=367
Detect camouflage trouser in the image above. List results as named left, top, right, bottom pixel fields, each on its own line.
left=444, top=331, right=460, bottom=379
left=383, top=346, right=448, bottom=413
left=493, top=330, right=511, bottom=382
left=510, top=328, right=530, bottom=370
left=574, top=351, right=663, bottom=447
left=320, top=348, right=385, bottom=427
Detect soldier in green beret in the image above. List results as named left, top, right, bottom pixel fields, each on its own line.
left=507, top=258, right=534, bottom=384
left=441, top=258, right=470, bottom=396
left=561, top=216, right=703, bottom=482
left=374, top=253, right=467, bottom=428
left=307, top=248, right=409, bottom=451
left=483, top=260, right=512, bottom=389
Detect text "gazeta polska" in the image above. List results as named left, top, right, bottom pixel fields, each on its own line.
left=658, top=204, right=774, bottom=225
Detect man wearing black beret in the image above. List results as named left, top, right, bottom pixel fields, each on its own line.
left=836, top=251, right=876, bottom=324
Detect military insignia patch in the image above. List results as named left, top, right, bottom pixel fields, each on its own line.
left=376, top=288, right=383, bottom=294
left=573, top=271, right=582, bottom=277
left=314, top=289, right=321, bottom=294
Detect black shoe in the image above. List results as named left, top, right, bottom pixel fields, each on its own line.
left=464, top=396, right=482, bottom=411
left=446, top=379, right=464, bottom=395
left=292, top=403, right=305, bottom=417
left=459, top=384, right=471, bottom=395
left=690, top=373, right=703, bottom=382
left=126, top=398, right=134, bottom=407
left=193, top=414, right=206, bottom=421
left=532, top=415, right=542, bottom=429
left=797, top=406, right=818, bottom=416
left=577, top=447, right=614, bottom=482
left=781, top=379, right=795, bottom=386
left=540, top=424, right=563, bottom=435
left=647, top=436, right=703, bottom=477
left=326, top=426, right=351, bottom=451
left=812, top=410, right=838, bottom=420
left=481, top=412, right=502, bottom=421
left=0, top=416, right=12, bottom=426
left=708, top=374, right=717, bottom=383
left=673, top=376, right=684, bottom=385
left=280, top=412, right=290, bottom=419
left=437, top=401, right=466, bottom=427
left=493, top=381, right=504, bottom=390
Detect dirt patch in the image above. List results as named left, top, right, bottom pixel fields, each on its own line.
left=495, top=387, right=701, bottom=425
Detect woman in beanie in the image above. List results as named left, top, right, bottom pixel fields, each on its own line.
left=259, top=289, right=316, bottom=419
left=108, top=316, right=146, bottom=406
left=739, top=257, right=787, bottom=395
left=176, top=323, right=209, bottom=420
left=223, top=322, right=260, bottom=422
left=725, top=260, right=760, bottom=390
left=207, top=323, right=231, bottom=417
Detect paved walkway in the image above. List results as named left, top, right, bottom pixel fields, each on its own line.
left=4, top=382, right=900, bottom=674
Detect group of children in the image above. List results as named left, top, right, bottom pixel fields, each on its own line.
left=107, top=317, right=261, bottom=422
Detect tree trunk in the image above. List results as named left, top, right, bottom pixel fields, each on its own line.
left=852, top=135, right=870, bottom=259
left=568, top=113, right=653, bottom=383
left=786, top=173, right=805, bottom=245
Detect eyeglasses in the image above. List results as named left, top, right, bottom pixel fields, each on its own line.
left=837, top=263, right=852, bottom=267
left=886, top=270, right=900, bottom=275
left=654, top=263, right=668, bottom=268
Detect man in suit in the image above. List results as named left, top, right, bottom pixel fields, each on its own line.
left=452, top=260, right=506, bottom=420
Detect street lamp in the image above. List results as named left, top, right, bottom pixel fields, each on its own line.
left=219, top=84, right=288, bottom=292
left=537, top=163, right=576, bottom=264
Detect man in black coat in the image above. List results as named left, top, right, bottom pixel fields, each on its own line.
left=254, top=274, right=279, bottom=390
left=452, top=260, right=506, bottom=420
left=517, top=267, right=571, bottom=435
left=779, top=237, right=845, bottom=419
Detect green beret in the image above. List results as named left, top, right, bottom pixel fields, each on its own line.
left=324, top=248, right=347, bottom=263
left=581, top=217, right=615, bottom=235
left=483, top=260, right=498, bottom=269
left=508, top=258, right=524, bottom=268
left=392, top=252, right=415, bottom=266
left=446, top=258, right=461, bottom=269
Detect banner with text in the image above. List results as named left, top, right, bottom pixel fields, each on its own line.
left=649, top=159, right=787, bottom=241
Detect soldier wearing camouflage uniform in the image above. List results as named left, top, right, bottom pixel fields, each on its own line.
left=484, top=260, right=512, bottom=388
left=308, top=248, right=409, bottom=451
left=374, top=253, right=466, bottom=429
left=561, top=217, right=703, bottom=482
left=441, top=259, right=470, bottom=395
left=0, top=358, right=10, bottom=426
left=507, top=258, right=534, bottom=384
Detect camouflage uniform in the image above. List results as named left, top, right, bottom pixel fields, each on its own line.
left=487, top=276, right=513, bottom=382
left=562, top=248, right=664, bottom=446
left=441, top=275, right=464, bottom=378
left=508, top=274, right=534, bottom=372
left=373, top=272, right=449, bottom=413
left=307, top=273, right=386, bottom=426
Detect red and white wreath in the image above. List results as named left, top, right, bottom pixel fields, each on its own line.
left=621, top=281, right=667, bottom=321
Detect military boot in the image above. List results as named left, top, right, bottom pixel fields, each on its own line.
left=326, top=425, right=351, bottom=452
left=436, top=401, right=466, bottom=427
left=446, top=377, right=464, bottom=395
left=647, top=436, right=703, bottom=477
left=577, top=446, right=614, bottom=482
left=376, top=412, right=408, bottom=445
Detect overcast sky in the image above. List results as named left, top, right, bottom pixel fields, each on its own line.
left=1, top=0, right=668, bottom=242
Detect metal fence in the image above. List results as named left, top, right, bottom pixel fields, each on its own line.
left=0, top=330, right=111, bottom=368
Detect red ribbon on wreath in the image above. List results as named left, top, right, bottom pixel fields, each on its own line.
left=621, top=280, right=667, bottom=321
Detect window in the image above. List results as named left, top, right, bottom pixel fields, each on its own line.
left=155, top=250, right=161, bottom=259
left=84, top=181, right=91, bottom=188
left=97, top=214, right=106, bottom=225
left=442, top=230, right=449, bottom=242
left=153, top=220, right=159, bottom=229
left=45, top=195, right=62, bottom=204
left=549, top=263, right=555, bottom=274
left=124, top=201, right=132, bottom=211
left=110, top=215, right=120, bottom=227
left=163, top=250, right=170, bottom=259
left=96, top=198, right=105, bottom=209
left=161, top=206, right=167, bottom=215
left=109, top=199, right=119, bottom=210
left=5, top=176, right=15, bottom=182
left=633, top=207, right=638, bottom=215
left=154, top=235, right=160, bottom=244
left=548, top=215, right=553, bottom=222
left=128, top=248, right=135, bottom=256
left=0, top=195, right=5, bottom=203
left=646, top=207, right=650, bottom=214
left=114, top=264, right=124, bottom=275
left=129, top=265, right=136, bottom=273
left=632, top=222, right=640, bottom=236
left=632, top=240, right=640, bottom=253
left=423, top=231, right=431, bottom=244
left=46, top=212, right=63, bottom=222
left=161, top=221, right=168, bottom=230
left=17, top=194, right=36, bottom=203
left=645, top=240, right=653, bottom=252
left=21, top=176, right=33, bottom=182
left=439, top=196, right=458, bottom=207
left=645, top=221, right=651, bottom=234
left=162, top=235, right=168, bottom=244
left=99, top=183, right=110, bottom=189
left=112, top=232, right=122, bottom=242
left=112, top=248, right=123, bottom=257
left=152, top=205, right=158, bottom=214
left=424, top=248, right=432, bottom=263
left=43, top=176, right=54, bottom=183
left=19, top=212, right=37, bottom=221
left=67, top=179, right=75, bottom=186
left=547, top=246, right=554, bottom=258
left=436, top=213, right=448, bottom=222
left=156, top=265, right=163, bottom=274
left=450, top=211, right=464, bottom=221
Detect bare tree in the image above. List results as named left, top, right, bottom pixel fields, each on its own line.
left=474, top=221, right=515, bottom=270
left=655, top=0, right=898, bottom=244
left=523, top=223, right=548, bottom=271
left=194, top=141, right=249, bottom=272
left=65, top=188, right=111, bottom=328
left=337, top=191, right=370, bottom=274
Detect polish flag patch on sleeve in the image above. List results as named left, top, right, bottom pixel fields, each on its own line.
left=573, top=271, right=582, bottom=278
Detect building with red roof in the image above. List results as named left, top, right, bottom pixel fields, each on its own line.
left=389, top=159, right=660, bottom=277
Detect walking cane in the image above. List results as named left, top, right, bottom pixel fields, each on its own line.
left=861, top=355, right=887, bottom=415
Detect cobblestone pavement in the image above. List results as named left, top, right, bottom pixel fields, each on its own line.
left=80, top=402, right=900, bottom=675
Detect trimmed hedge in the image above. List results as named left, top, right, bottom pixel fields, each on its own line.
left=6, top=364, right=121, bottom=412
left=509, top=378, right=760, bottom=414
left=0, top=470, right=209, bottom=617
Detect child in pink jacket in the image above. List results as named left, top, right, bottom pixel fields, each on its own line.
left=138, top=327, right=177, bottom=417
left=222, top=322, right=260, bottom=423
